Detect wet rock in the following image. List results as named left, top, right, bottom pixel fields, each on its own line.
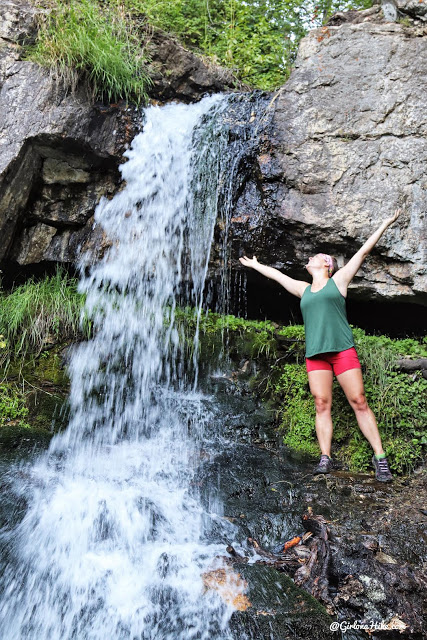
left=229, top=564, right=335, bottom=640
left=225, top=11, right=427, bottom=307
left=196, top=373, right=427, bottom=637
left=145, top=27, right=240, bottom=103
left=0, top=424, right=52, bottom=451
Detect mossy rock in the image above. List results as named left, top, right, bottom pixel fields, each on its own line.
left=230, top=564, right=335, bottom=640
left=0, top=424, right=52, bottom=450
left=25, top=388, right=69, bottom=433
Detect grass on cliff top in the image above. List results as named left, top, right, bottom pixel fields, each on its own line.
left=123, top=0, right=374, bottom=90
left=0, top=267, right=89, bottom=372
left=26, top=0, right=152, bottom=104
left=26, top=0, right=374, bottom=97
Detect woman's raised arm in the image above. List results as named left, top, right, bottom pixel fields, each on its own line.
left=239, top=255, right=309, bottom=298
left=333, top=209, right=402, bottom=292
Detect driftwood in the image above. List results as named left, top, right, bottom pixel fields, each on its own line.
left=226, top=511, right=335, bottom=613
left=293, top=513, right=335, bottom=614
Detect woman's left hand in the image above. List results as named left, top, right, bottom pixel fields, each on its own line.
left=383, top=208, right=402, bottom=227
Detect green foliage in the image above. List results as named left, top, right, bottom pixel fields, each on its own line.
left=0, top=383, right=30, bottom=429
left=185, top=309, right=426, bottom=474
left=174, top=307, right=280, bottom=358
left=123, top=0, right=374, bottom=89
left=263, top=327, right=427, bottom=474
left=0, top=267, right=88, bottom=371
left=269, top=364, right=318, bottom=456
left=126, top=0, right=374, bottom=89
left=26, top=0, right=151, bottom=104
left=27, top=0, right=374, bottom=96
left=175, top=306, right=272, bottom=334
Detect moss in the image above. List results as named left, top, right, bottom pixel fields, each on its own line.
left=0, top=381, right=53, bottom=450
left=28, top=346, right=70, bottom=387
left=0, top=345, right=70, bottom=451
left=397, top=16, right=413, bottom=27
left=176, top=308, right=427, bottom=475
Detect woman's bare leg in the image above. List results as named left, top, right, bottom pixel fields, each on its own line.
left=307, top=370, right=334, bottom=456
left=336, top=368, right=384, bottom=456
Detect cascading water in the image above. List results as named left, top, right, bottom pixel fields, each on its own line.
left=0, top=95, right=242, bottom=640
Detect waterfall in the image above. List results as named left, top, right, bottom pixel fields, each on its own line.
left=0, top=96, right=241, bottom=640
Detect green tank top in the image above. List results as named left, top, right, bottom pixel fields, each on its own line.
left=300, top=278, right=355, bottom=358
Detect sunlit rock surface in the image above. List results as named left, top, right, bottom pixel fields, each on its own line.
left=228, top=6, right=427, bottom=305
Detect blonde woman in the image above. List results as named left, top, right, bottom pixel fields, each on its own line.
left=239, top=210, right=402, bottom=482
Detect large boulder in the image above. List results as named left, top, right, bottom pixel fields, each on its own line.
left=0, top=0, right=237, bottom=270
left=0, top=0, right=140, bottom=266
left=228, top=7, right=427, bottom=306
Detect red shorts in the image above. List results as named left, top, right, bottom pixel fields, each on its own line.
left=306, top=347, right=361, bottom=376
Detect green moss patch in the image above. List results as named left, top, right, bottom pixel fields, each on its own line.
left=177, top=308, right=427, bottom=474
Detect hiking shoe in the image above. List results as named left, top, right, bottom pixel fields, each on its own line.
left=372, top=455, right=393, bottom=483
left=313, top=455, right=333, bottom=475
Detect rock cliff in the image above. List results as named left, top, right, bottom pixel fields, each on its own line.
left=227, top=4, right=427, bottom=311
left=0, top=0, right=426, bottom=321
left=0, top=0, right=236, bottom=275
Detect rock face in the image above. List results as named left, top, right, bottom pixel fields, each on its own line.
left=1, top=1, right=426, bottom=311
left=226, top=5, right=427, bottom=306
left=0, top=0, right=141, bottom=267
left=145, top=27, right=240, bottom=103
left=0, top=0, right=236, bottom=271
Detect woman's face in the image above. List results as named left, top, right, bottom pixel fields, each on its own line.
left=305, top=253, right=331, bottom=273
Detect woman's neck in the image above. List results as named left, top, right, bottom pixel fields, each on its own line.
left=311, top=272, right=329, bottom=289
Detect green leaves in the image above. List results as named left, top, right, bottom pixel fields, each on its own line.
left=0, top=383, right=30, bottom=429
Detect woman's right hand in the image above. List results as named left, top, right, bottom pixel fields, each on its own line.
left=239, top=255, right=259, bottom=268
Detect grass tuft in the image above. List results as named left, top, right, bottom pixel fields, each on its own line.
left=0, top=267, right=89, bottom=371
left=25, top=0, right=152, bottom=104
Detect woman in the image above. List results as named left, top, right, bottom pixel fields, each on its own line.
left=239, top=210, right=402, bottom=482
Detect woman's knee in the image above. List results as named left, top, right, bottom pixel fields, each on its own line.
left=313, top=395, right=332, bottom=414
left=349, top=393, right=369, bottom=412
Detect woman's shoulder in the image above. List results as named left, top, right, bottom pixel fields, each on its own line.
left=300, top=283, right=311, bottom=297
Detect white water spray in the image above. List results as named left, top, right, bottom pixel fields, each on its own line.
left=0, top=96, right=240, bottom=640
